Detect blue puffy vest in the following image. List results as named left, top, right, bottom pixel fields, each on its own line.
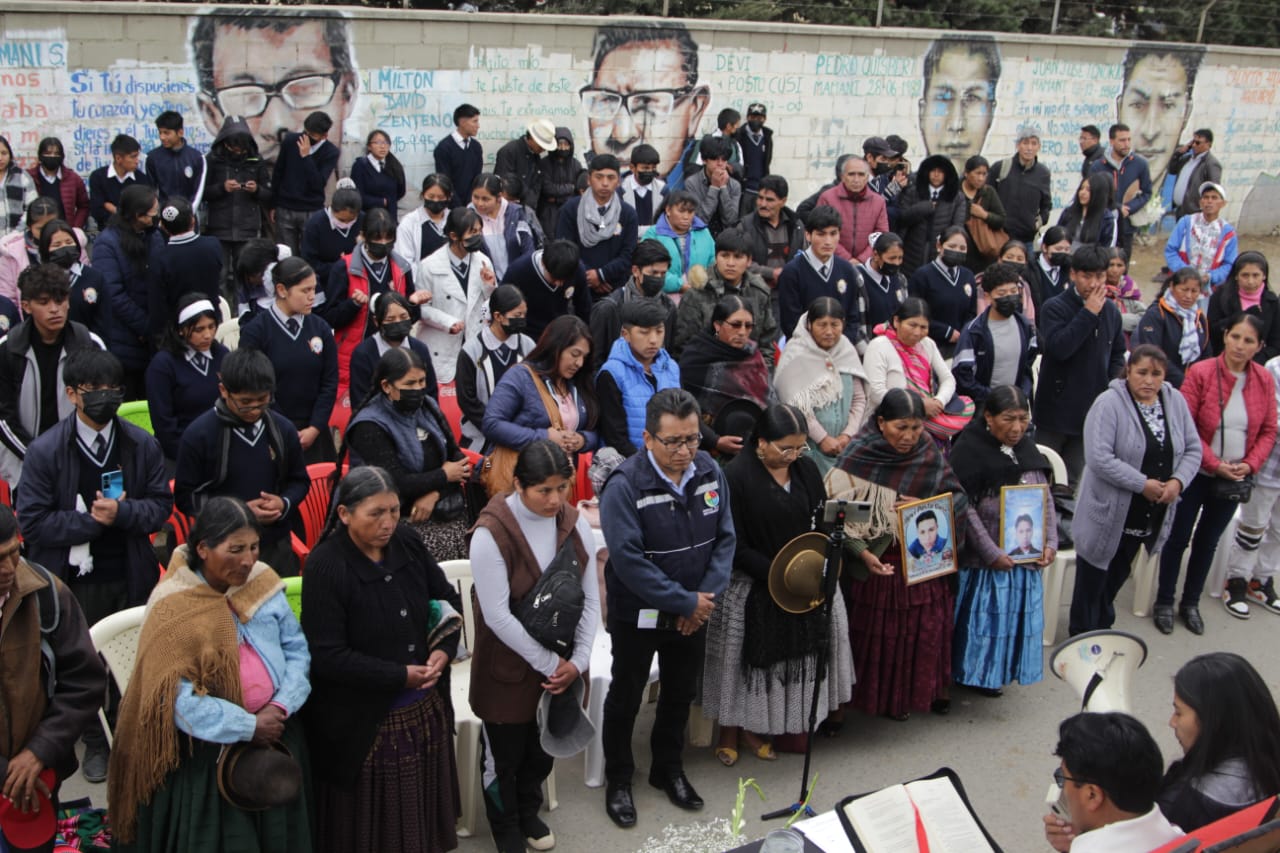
left=598, top=337, right=681, bottom=451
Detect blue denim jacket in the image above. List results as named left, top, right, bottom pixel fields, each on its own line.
left=174, top=589, right=311, bottom=743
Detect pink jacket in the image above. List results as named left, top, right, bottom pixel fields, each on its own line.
left=1180, top=355, right=1278, bottom=475
left=816, top=184, right=888, bottom=263
left=0, top=227, right=90, bottom=310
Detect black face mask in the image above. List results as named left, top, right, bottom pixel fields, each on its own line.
left=463, top=235, right=485, bottom=253
left=994, top=294, right=1023, bottom=316
left=392, top=388, right=426, bottom=415
left=879, top=262, right=900, bottom=277
left=381, top=319, right=412, bottom=342
left=633, top=170, right=656, bottom=186
left=639, top=274, right=665, bottom=298
left=1050, top=252, right=1073, bottom=268
left=423, top=199, right=448, bottom=215
left=48, top=246, right=79, bottom=269
left=81, top=389, right=124, bottom=424
left=364, top=241, right=391, bottom=261
left=502, top=317, right=527, bottom=336
left=747, top=120, right=765, bottom=133
left=551, top=149, right=570, bottom=159
left=40, top=155, right=63, bottom=172
left=941, top=249, right=967, bottom=268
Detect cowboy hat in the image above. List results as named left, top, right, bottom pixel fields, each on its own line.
left=768, top=532, right=839, bottom=614
left=216, top=741, right=302, bottom=811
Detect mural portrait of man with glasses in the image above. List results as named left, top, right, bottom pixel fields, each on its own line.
left=582, top=23, right=711, bottom=191
left=189, top=8, right=359, bottom=165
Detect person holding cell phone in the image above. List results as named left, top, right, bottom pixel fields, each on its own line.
left=17, top=347, right=172, bottom=783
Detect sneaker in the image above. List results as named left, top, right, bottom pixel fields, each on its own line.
left=1248, top=578, right=1280, bottom=615
left=1224, top=578, right=1251, bottom=619
left=522, top=815, right=555, bottom=851
left=81, top=741, right=109, bottom=783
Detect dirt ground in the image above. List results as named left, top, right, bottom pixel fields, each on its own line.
left=1128, top=229, right=1280, bottom=303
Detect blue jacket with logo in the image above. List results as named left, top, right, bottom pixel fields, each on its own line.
left=599, top=449, right=734, bottom=626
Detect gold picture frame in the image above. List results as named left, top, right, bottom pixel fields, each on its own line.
left=897, top=492, right=957, bottom=586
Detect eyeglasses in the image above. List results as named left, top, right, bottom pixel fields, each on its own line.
left=768, top=441, right=810, bottom=459
left=211, top=72, right=342, bottom=119
left=1053, top=767, right=1089, bottom=789
left=579, top=85, right=696, bottom=125
left=724, top=320, right=755, bottom=330
left=228, top=395, right=272, bottom=415
left=653, top=434, right=700, bottom=451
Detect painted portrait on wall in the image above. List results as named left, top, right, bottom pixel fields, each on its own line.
left=582, top=22, right=710, bottom=190
left=918, top=36, right=1001, bottom=175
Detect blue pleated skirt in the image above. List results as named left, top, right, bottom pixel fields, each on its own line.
left=952, top=566, right=1045, bottom=690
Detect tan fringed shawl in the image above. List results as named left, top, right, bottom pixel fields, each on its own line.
left=107, top=546, right=283, bottom=843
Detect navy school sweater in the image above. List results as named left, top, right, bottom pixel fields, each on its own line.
left=237, top=308, right=338, bottom=432
left=147, top=232, right=225, bottom=337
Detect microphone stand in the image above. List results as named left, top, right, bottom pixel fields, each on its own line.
left=762, top=501, right=846, bottom=822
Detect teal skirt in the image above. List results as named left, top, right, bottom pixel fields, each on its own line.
left=116, top=719, right=314, bottom=853
left=952, top=566, right=1045, bottom=690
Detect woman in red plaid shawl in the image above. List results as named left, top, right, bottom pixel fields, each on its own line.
left=825, top=388, right=980, bottom=721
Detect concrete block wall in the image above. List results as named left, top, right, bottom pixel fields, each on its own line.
left=3, top=2, right=1279, bottom=230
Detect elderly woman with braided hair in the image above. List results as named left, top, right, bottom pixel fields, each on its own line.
left=302, top=466, right=465, bottom=853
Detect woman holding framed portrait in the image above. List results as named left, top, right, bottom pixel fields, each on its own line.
left=950, top=386, right=1057, bottom=695
left=825, top=388, right=978, bottom=721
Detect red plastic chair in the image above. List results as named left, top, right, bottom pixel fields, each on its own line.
left=438, top=382, right=463, bottom=444
left=0, top=480, right=11, bottom=508
left=290, top=463, right=338, bottom=571
left=576, top=451, right=594, bottom=502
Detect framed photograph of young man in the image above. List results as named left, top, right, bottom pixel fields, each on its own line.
left=897, top=493, right=957, bottom=585
left=1000, top=484, right=1050, bottom=564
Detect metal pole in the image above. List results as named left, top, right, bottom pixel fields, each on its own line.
left=1051, top=0, right=1062, bottom=34
left=876, top=0, right=885, bottom=27
left=1197, top=0, right=1221, bottom=43
left=662, top=0, right=670, bottom=17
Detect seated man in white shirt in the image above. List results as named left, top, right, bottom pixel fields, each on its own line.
left=1045, top=712, right=1184, bottom=852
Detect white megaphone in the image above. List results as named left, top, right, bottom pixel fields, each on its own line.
left=1049, top=630, right=1148, bottom=713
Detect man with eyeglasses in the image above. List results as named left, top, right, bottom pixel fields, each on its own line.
left=1169, top=129, right=1223, bottom=218
left=271, top=111, right=341, bottom=256
left=599, top=387, right=734, bottom=829
left=190, top=8, right=358, bottom=168
left=582, top=24, right=711, bottom=192
left=1044, top=712, right=1182, bottom=852
left=174, top=347, right=309, bottom=577
left=18, top=347, right=171, bottom=784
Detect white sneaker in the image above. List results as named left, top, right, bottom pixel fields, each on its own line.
left=1224, top=578, right=1251, bottom=619
left=1247, top=578, right=1280, bottom=615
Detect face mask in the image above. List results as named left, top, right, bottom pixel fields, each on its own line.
left=552, top=149, right=570, bottom=159
left=49, top=246, right=79, bottom=269
left=463, top=235, right=485, bottom=253
left=392, top=388, right=426, bottom=415
left=81, top=388, right=124, bottom=424
left=381, top=319, right=412, bottom=342
left=634, top=170, right=656, bottom=186
left=501, top=316, right=527, bottom=336
left=879, top=262, right=900, bottom=277
left=639, top=274, right=665, bottom=298
left=364, top=241, right=391, bottom=261
left=1050, top=252, right=1073, bottom=268
left=747, top=120, right=765, bottom=133
left=40, top=155, right=63, bottom=172
left=994, top=294, right=1023, bottom=316
left=873, top=161, right=893, bottom=176
left=423, top=199, right=448, bottom=215
left=941, top=249, right=966, bottom=268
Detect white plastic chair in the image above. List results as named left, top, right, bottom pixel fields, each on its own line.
left=88, top=606, right=147, bottom=746
left=1132, top=507, right=1240, bottom=615
left=439, top=559, right=556, bottom=838
left=1037, top=445, right=1074, bottom=646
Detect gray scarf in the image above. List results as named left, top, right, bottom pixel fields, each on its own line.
left=576, top=192, right=622, bottom=249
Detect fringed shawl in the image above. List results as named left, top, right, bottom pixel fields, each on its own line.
left=108, top=546, right=283, bottom=843
left=774, top=315, right=867, bottom=417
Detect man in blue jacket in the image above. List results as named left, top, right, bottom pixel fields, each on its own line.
left=1033, top=246, right=1127, bottom=487
left=599, top=388, right=734, bottom=828
left=17, top=347, right=172, bottom=782
left=596, top=298, right=681, bottom=457
left=1090, top=124, right=1152, bottom=260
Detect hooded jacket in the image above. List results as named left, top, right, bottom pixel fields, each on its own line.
left=537, top=127, right=584, bottom=237
left=897, top=155, right=968, bottom=274
left=203, top=117, right=273, bottom=242
left=672, top=265, right=778, bottom=366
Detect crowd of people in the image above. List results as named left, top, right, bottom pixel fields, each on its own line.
left=0, top=85, right=1277, bottom=853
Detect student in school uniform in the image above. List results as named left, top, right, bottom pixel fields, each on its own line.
left=433, top=103, right=483, bottom=210
left=394, top=173, right=455, bottom=275
left=237, top=256, right=339, bottom=464
left=87, top=134, right=155, bottom=231
left=413, top=207, right=497, bottom=385
left=146, top=111, right=206, bottom=206
left=145, top=294, right=229, bottom=464
left=147, top=197, right=224, bottom=338
left=859, top=232, right=911, bottom=343
left=301, top=186, right=363, bottom=288
left=907, top=225, right=979, bottom=360
left=619, top=144, right=666, bottom=239
left=504, top=239, right=592, bottom=342
left=348, top=291, right=438, bottom=409
left=174, top=347, right=309, bottom=576
left=777, top=205, right=866, bottom=350
left=38, top=219, right=106, bottom=341
left=350, top=129, right=406, bottom=226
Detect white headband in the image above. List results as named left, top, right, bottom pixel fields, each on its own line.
left=178, top=299, right=216, bottom=325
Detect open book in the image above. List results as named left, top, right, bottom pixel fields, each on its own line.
left=837, top=769, right=1000, bottom=853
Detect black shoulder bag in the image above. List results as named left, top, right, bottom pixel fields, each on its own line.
left=516, top=537, right=586, bottom=658
left=1210, top=362, right=1255, bottom=503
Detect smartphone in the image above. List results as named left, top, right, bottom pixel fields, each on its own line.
left=101, top=469, right=124, bottom=500
left=1046, top=781, right=1070, bottom=819
left=823, top=499, right=872, bottom=525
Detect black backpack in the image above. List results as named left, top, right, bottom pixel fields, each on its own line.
left=26, top=561, right=62, bottom=700
left=516, top=537, right=585, bottom=658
